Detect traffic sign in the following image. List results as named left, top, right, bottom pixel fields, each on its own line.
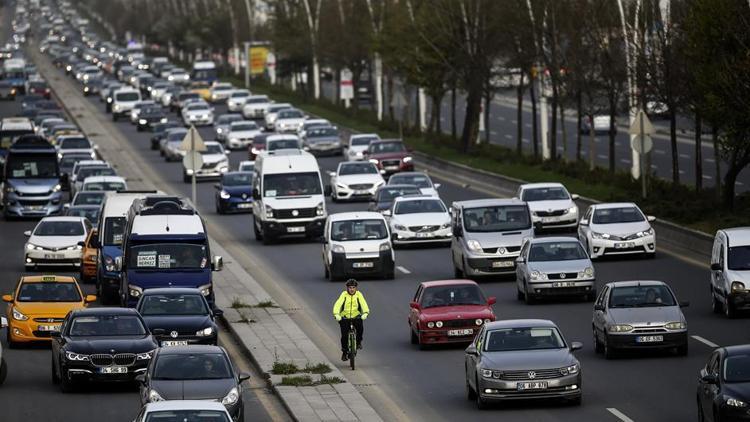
left=631, top=135, right=653, bottom=154
left=180, top=125, right=207, bottom=152
left=182, top=151, right=203, bottom=171
left=340, top=68, right=354, bottom=101
left=628, top=109, right=655, bottom=136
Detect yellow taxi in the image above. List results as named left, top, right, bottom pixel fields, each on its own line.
left=190, top=81, right=212, bottom=101
left=2, top=275, right=95, bottom=346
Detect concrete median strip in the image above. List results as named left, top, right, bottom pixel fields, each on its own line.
left=33, top=50, right=382, bottom=422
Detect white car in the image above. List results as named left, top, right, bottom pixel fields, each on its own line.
left=238, top=160, right=255, bottom=172
left=578, top=202, right=656, bottom=259
left=81, top=175, right=128, bottom=192
left=150, top=82, right=171, bottom=102
left=209, top=82, right=234, bottom=103
left=322, top=212, right=394, bottom=280
left=274, top=108, right=306, bottom=133
left=297, top=118, right=330, bottom=139
left=133, top=401, right=233, bottom=422
left=386, top=195, right=451, bottom=246
left=24, top=216, right=91, bottom=269
left=264, top=103, right=293, bottom=130
left=166, top=68, right=190, bottom=84
left=347, top=133, right=380, bottom=161
left=56, top=135, right=97, bottom=160
left=387, top=172, right=441, bottom=197
left=37, top=117, right=65, bottom=138
left=111, top=88, right=141, bottom=121
left=214, top=113, right=245, bottom=142
left=329, top=161, right=385, bottom=202
left=71, top=165, right=116, bottom=197
left=227, top=89, right=251, bottom=112
left=183, top=141, right=229, bottom=182
left=241, top=95, right=272, bottom=119
left=517, top=182, right=579, bottom=231
left=226, top=121, right=262, bottom=150
left=129, top=100, right=156, bottom=124
left=181, top=101, right=214, bottom=126
left=265, top=134, right=302, bottom=154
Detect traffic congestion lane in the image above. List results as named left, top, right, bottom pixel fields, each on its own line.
left=55, top=66, right=750, bottom=422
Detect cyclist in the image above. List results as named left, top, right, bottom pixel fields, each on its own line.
left=332, top=279, right=370, bottom=361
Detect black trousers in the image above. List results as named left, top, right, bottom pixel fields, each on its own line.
left=339, top=318, right=364, bottom=353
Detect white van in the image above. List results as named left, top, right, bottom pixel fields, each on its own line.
left=322, top=212, right=394, bottom=280
left=111, top=88, right=142, bottom=121
left=252, top=150, right=330, bottom=244
left=710, top=228, right=750, bottom=317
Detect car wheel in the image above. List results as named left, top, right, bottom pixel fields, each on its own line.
left=454, top=264, right=463, bottom=279
left=0, top=358, right=7, bottom=385
left=6, top=329, right=16, bottom=349
left=216, top=201, right=224, bottom=214
left=516, top=288, right=524, bottom=301
left=725, top=297, right=737, bottom=319
left=51, top=355, right=60, bottom=384
left=383, top=266, right=395, bottom=280
left=324, top=264, right=329, bottom=279
left=410, top=329, right=418, bottom=345
left=676, top=342, right=688, bottom=356
left=711, top=288, right=722, bottom=314
left=475, top=376, right=488, bottom=409
left=466, top=371, right=477, bottom=401
left=603, top=335, right=615, bottom=359
left=593, top=327, right=603, bottom=353
left=253, top=218, right=264, bottom=241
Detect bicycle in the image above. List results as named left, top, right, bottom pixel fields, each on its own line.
left=345, top=317, right=358, bottom=370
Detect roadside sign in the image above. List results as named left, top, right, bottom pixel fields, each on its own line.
left=182, top=151, right=203, bottom=171
left=180, top=125, right=207, bottom=152
left=631, top=135, right=653, bottom=154
left=340, top=68, right=354, bottom=101
left=628, top=109, right=656, bottom=136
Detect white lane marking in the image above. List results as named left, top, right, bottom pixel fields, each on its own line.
left=597, top=154, right=608, bottom=160
left=692, top=335, right=719, bottom=348
left=504, top=134, right=512, bottom=139
left=736, top=181, right=744, bottom=186
left=396, top=266, right=411, bottom=274
left=512, top=119, right=518, bottom=124
left=490, top=130, right=498, bottom=135
left=702, top=175, right=713, bottom=180
left=679, top=153, right=690, bottom=159
left=498, top=116, right=506, bottom=121
left=706, top=158, right=715, bottom=163
left=607, top=408, right=635, bottom=422
left=650, top=165, right=658, bottom=169
left=524, top=123, right=532, bottom=128
left=620, top=159, right=631, bottom=164
left=654, top=149, right=666, bottom=155
left=679, top=170, right=685, bottom=175
left=522, top=138, right=530, bottom=144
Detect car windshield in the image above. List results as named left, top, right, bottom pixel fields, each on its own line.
left=7, top=154, right=59, bottom=178
left=377, top=187, right=420, bottom=202
left=222, top=172, right=253, bottom=186
left=278, top=110, right=304, bottom=119
left=202, top=144, right=223, bottom=154
left=485, top=327, right=566, bottom=352
left=308, top=127, right=338, bottom=137
left=115, top=92, right=139, bottom=101
left=728, top=246, right=750, bottom=271
left=73, top=192, right=105, bottom=206
left=522, top=187, right=570, bottom=201
left=463, top=205, right=531, bottom=232
left=420, top=285, right=485, bottom=308
left=239, top=163, right=254, bottom=172
left=232, top=123, right=257, bottom=131
left=129, top=242, right=208, bottom=270
left=139, top=293, right=208, bottom=316
left=84, top=181, right=125, bottom=191
left=167, top=130, right=188, bottom=141
left=69, top=314, right=146, bottom=336
left=370, top=142, right=405, bottom=154
left=724, top=354, right=750, bottom=383
left=60, top=138, right=91, bottom=149
left=218, top=115, right=242, bottom=124
left=17, top=282, right=81, bottom=302
left=153, top=353, right=232, bottom=380
left=528, top=241, right=588, bottom=262
left=351, top=136, right=378, bottom=146
left=142, top=107, right=162, bottom=115
left=103, top=216, right=126, bottom=246
left=34, top=220, right=84, bottom=236
left=245, top=97, right=268, bottom=104
left=144, top=410, right=230, bottom=422
left=268, top=139, right=299, bottom=150
left=269, top=105, right=290, bottom=113
left=339, top=163, right=377, bottom=175
left=231, top=91, right=249, bottom=97
left=331, top=219, right=388, bottom=241
left=188, top=104, right=209, bottom=111
left=67, top=207, right=100, bottom=223
left=394, top=199, right=446, bottom=214
left=608, top=285, right=677, bottom=308
left=263, top=172, right=321, bottom=197
left=389, top=174, right=431, bottom=188
left=78, top=167, right=115, bottom=179
left=592, top=207, right=645, bottom=224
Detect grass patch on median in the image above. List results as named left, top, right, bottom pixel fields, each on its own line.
left=303, top=362, right=332, bottom=374
left=317, top=375, right=345, bottom=385
left=280, top=375, right=314, bottom=386
left=230, top=297, right=252, bottom=309
left=272, top=361, right=300, bottom=375
left=254, top=300, right=279, bottom=308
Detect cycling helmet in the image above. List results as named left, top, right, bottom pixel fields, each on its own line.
left=345, top=279, right=358, bottom=287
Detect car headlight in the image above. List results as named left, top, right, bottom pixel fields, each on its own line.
left=220, top=190, right=231, bottom=199
left=251, top=147, right=260, bottom=154
left=138, top=119, right=147, bottom=124
left=466, top=240, right=482, bottom=252
left=403, top=156, right=413, bottom=163
left=636, top=228, right=654, bottom=237
left=665, top=321, right=686, bottom=330
left=316, top=202, right=325, bottom=216
left=160, top=117, right=168, bottom=123
left=136, top=350, right=154, bottom=360
left=727, top=397, right=748, bottom=408
left=332, top=244, right=345, bottom=253
left=265, top=205, right=274, bottom=219
left=129, top=285, right=143, bottom=297
left=435, top=321, right=443, bottom=328
left=481, top=369, right=494, bottom=378
left=568, top=205, right=578, bottom=214
left=336, top=183, right=348, bottom=190
left=427, top=321, right=435, bottom=328
left=217, top=128, right=224, bottom=134
left=559, top=364, right=579, bottom=375
left=440, top=222, right=451, bottom=229
left=221, top=387, right=240, bottom=405
left=379, top=242, right=391, bottom=251
left=104, top=255, right=116, bottom=272
left=394, top=224, right=407, bottom=231
left=12, top=307, right=28, bottom=321
left=65, top=351, right=89, bottom=361
left=530, top=270, right=548, bottom=281
left=577, top=266, right=594, bottom=278
left=26, top=243, right=40, bottom=250
left=731, top=281, right=746, bottom=292
left=51, top=183, right=62, bottom=193
left=113, top=104, right=120, bottom=112
left=475, top=318, right=483, bottom=326
left=369, top=159, right=379, bottom=165
left=609, top=324, right=634, bottom=333
left=196, top=327, right=214, bottom=337
left=148, top=389, right=165, bottom=402
left=591, top=231, right=610, bottom=240
left=198, top=284, right=212, bottom=297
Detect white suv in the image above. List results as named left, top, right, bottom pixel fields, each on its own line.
left=111, top=88, right=142, bottom=121
left=710, top=228, right=750, bottom=317
left=323, top=212, right=394, bottom=280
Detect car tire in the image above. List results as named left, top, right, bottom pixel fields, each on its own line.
left=410, top=329, right=418, bottom=345
left=454, top=264, right=463, bottom=279
left=725, top=297, right=737, bottom=319
left=466, top=372, right=477, bottom=401
left=516, top=288, right=524, bottom=301
left=383, top=266, right=395, bottom=280
left=593, top=328, right=603, bottom=354
left=216, top=201, right=224, bottom=214
left=524, top=283, right=535, bottom=305
left=112, top=114, right=118, bottom=122
left=677, top=342, right=688, bottom=356
left=603, top=336, right=616, bottom=359
left=0, top=358, right=7, bottom=385
left=51, top=355, right=60, bottom=384
left=324, top=264, right=329, bottom=279
left=475, top=377, right=488, bottom=410
left=136, top=126, right=142, bottom=132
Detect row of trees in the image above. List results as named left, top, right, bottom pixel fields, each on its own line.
left=84, top=0, right=750, bottom=208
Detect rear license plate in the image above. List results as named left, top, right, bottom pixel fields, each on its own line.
left=287, top=226, right=305, bottom=233
left=448, top=329, right=473, bottom=336
left=492, top=261, right=514, bottom=268
left=38, top=325, right=61, bottom=332
left=237, top=203, right=252, bottom=209
left=517, top=381, right=548, bottom=390
left=352, top=262, right=374, bottom=268
left=552, top=282, right=576, bottom=287
left=162, top=340, right=189, bottom=346
left=100, top=366, right=128, bottom=374
left=636, top=335, right=663, bottom=343
left=44, top=254, right=64, bottom=259
left=385, top=166, right=399, bottom=170
left=615, top=242, right=635, bottom=249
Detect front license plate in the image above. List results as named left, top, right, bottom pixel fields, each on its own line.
left=448, top=329, right=473, bottom=336
left=553, top=282, right=576, bottom=287
left=38, top=325, right=61, bottom=332
left=615, top=242, right=635, bottom=249
left=237, top=203, right=252, bottom=209
left=517, top=381, right=548, bottom=390
left=492, top=261, right=514, bottom=268
left=100, top=366, right=128, bottom=374
left=287, top=226, right=305, bottom=233
left=636, top=335, right=663, bottom=343
left=25, top=205, right=44, bottom=211
left=44, top=253, right=64, bottom=259
left=541, top=217, right=558, bottom=223
left=162, top=340, right=189, bottom=346
left=416, top=232, right=432, bottom=238
left=352, top=262, right=374, bottom=268
left=354, top=190, right=369, bottom=195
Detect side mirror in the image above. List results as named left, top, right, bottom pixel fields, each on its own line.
left=85, top=295, right=97, bottom=303
left=77, top=241, right=86, bottom=247
left=711, top=263, right=722, bottom=271
left=409, top=301, right=420, bottom=310
left=383, top=209, right=391, bottom=217
left=327, top=171, right=336, bottom=178
left=647, top=215, right=656, bottom=222
left=571, top=194, right=580, bottom=200
left=134, top=374, right=146, bottom=384
left=701, top=373, right=719, bottom=384
left=252, top=188, right=260, bottom=200
left=515, top=256, right=525, bottom=264
left=1, top=295, right=10, bottom=303
left=487, top=296, right=496, bottom=306
left=465, top=344, right=479, bottom=356
left=570, top=341, right=583, bottom=351
left=434, top=183, right=441, bottom=189
left=362, top=150, right=369, bottom=156
left=114, top=256, right=123, bottom=271
left=594, top=304, right=605, bottom=311
left=579, top=219, right=589, bottom=226
left=238, top=372, right=251, bottom=382
left=680, top=301, right=690, bottom=308
left=214, top=183, right=221, bottom=190
left=212, top=308, right=224, bottom=317
left=24, top=230, right=32, bottom=237
left=63, top=203, right=71, bottom=211
left=324, top=185, right=332, bottom=197
left=212, top=255, right=224, bottom=271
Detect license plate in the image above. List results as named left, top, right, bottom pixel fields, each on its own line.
left=237, top=203, right=252, bottom=209
left=385, top=166, right=399, bottom=170
left=553, top=282, right=576, bottom=287
left=492, top=261, right=514, bottom=268
left=25, top=205, right=44, bottom=211
left=162, top=340, right=189, bottom=346
left=636, top=335, right=663, bottom=343
left=44, top=253, right=64, bottom=259
left=287, top=226, right=305, bottom=233
left=38, top=325, right=61, bottom=332
left=448, top=329, right=473, bottom=336
left=517, top=381, right=548, bottom=390
left=100, top=366, right=128, bottom=374
left=541, top=217, right=557, bottom=223
left=416, top=232, right=432, bottom=238
left=353, top=262, right=374, bottom=268
left=354, top=190, right=369, bottom=195
left=615, top=242, right=635, bottom=249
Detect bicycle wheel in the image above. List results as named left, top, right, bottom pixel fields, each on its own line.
left=349, top=348, right=356, bottom=370
left=349, top=331, right=357, bottom=370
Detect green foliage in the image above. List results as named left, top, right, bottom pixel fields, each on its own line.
left=272, top=362, right=300, bottom=375
left=280, top=375, right=314, bottom=387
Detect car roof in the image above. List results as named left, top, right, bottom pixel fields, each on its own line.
left=21, top=275, right=77, bottom=283
left=592, top=202, right=638, bottom=209
left=38, top=216, right=86, bottom=223
left=71, top=307, right=140, bottom=316
left=83, top=175, right=126, bottom=183
left=528, top=236, right=581, bottom=244
left=141, top=287, right=203, bottom=295
left=604, top=280, right=667, bottom=288
left=390, top=171, right=429, bottom=178
left=421, top=279, right=478, bottom=288
left=393, top=195, right=441, bottom=203
left=484, top=319, right=557, bottom=330
left=328, top=212, right=386, bottom=223
left=520, top=182, right=566, bottom=190
left=144, top=400, right=229, bottom=412
left=720, top=227, right=750, bottom=247
left=453, top=198, right=526, bottom=208
left=723, top=344, right=750, bottom=356
left=156, top=345, right=225, bottom=355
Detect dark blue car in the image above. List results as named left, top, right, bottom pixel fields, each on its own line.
left=214, top=171, right=253, bottom=214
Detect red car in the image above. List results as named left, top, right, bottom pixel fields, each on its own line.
left=365, top=140, right=414, bottom=177
left=408, top=279, right=496, bottom=348
left=248, top=133, right=271, bottom=160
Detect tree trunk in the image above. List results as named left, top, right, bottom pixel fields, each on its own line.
left=550, top=84, right=558, bottom=161
left=588, top=119, right=596, bottom=171
left=695, top=114, right=702, bottom=191
left=560, top=103, right=568, bottom=163
left=608, top=95, right=617, bottom=173
left=451, top=81, right=457, bottom=141
left=670, top=107, right=679, bottom=184
left=530, top=75, right=539, bottom=158
left=576, top=90, right=582, bottom=161
left=723, top=152, right=750, bottom=209
left=713, top=125, right=721, bottom=199
left=433, top=94, right=443, bottom=134
left=516, top=73, right=524, bottom=155
left=461, top=81, right=483, bottom=153
left=484, top=90, right=491, bottom=144
left=387, top=71, right=395, bottom=123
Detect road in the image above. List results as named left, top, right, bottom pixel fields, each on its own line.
left=29, top=47, right=750, bottom=422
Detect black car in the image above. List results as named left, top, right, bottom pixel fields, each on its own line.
left=137, top=106, right=167, bottom=132
left=150, top=121, right=180, bottom=150
left=82, top=77, right=103, bottom=96
left=214, top=172, right=253, bottom=214
left=368, top=184, right=422, bottom=214
left=138, top=345, right=250, bottom=421
left=135, top=288, right=221, bottom=346
left=697, top=344, right=750, bottom=421
left=51, top=308, right=158, bottom=392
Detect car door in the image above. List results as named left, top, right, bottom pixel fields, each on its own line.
left=592, top=286, right=610, bottom=337
left=698, top=351, right=720, bottom=420
left=409, top=285, right=423, bottom=330
left=578, top=207, right=594, bottom=251
left=466, top=326, right=485, bottom=389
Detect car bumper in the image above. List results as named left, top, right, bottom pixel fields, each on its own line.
left=531, top=214, right=578, bottom=229
left=154, top=334, right=218, bottom=346
left=525, top=279, right=596, bottom=297
left=717, top=405, right=750, bottom=420
left=307, top=144, right=343, bottom=155
left=334, top=185, right=379, bottom=201
left=26, top=249, right=82, bottom=266
left=65, top=362, right=149, bottom=382
left=392, top=229, right=452, bottom=244
left=464, top=252, right=519, bottom=275
left=185, top=116, right=214, bottom=126
left=8, top=319, right=62, bottom=342
left=227, top=138, right=254, bottom=149
left=418, top=326, right=479, bottom=344
left=187, top=165, right=230, bottom=178
left=589, top=235, right=656, bottom=258
left=227, top=102, right=244, bottom=111
left=477, top=374, right=582, bottom=402
left=82, top=260, right=97, bottom=277
left=262, top=219, right=326, bottom=238
left=377, top=162, right=414, bottom=176
left=217, top=197, right=253, bottom=212
left=330, top=251, right=394, bottom=278
left=4, top=193, right=63, bottom=217
left=606, top=331, right=688, bottom=350
left=728, top=291, right=750, bottom=311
